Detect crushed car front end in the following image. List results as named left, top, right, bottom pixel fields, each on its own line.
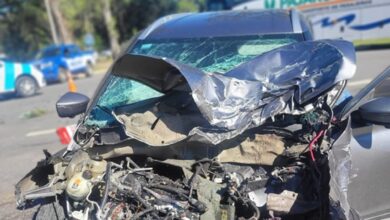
left=16, top=35, right=356, bottom=219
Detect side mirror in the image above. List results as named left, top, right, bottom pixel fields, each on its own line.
left=359, top=97, right=390, bottom=127
left=56, top=92, right=89, bottom=118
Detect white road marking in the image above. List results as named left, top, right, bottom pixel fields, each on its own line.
left=348, top=79, right=371, bottom=87
left=26, top=129, right=56, bottom=137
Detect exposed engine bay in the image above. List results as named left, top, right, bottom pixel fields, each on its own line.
left=15, top=39, right=355, bottom=219
left=16, top=102, right=337, bottom=220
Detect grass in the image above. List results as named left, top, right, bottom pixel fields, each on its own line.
left=93, top=57, right=113, bottom=74
left=353, top=38, right=390, bottom=47
left=20, top=108, right=47, bottom=119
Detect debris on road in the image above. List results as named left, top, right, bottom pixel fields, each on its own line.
left=19, top=108, right=47, bottom=119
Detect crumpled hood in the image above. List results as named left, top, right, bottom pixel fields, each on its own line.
left=111, top=39, right=356, bottom=144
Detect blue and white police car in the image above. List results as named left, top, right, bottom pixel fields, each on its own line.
left=0, top=59, right=46, bottom=97
left=34, top=44, right=97, bottom=82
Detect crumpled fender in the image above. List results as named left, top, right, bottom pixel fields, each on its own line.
left=15, top=148, right=67, bottom=208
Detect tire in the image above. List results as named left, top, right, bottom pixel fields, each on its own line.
left=58, top=68, right=69, bottom=83
left=15, top=76, right=38, bottom=97
left=34, top=201, right=66, bottom=220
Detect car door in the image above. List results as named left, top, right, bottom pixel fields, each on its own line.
left=0, top=60, right=16, bottom=93
left=340, top=67, right=390, bottom=219
left=38, top=47, right=62, bottom=80
left=63, top=46, right=86, bottom=72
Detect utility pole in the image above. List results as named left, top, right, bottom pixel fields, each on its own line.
left=44, top=0, right=59, bottom=44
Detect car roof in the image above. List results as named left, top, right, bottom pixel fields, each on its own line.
left=139, top=9, right=303, bottom=40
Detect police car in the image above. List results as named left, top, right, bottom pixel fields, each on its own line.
left=34, top=44, right=97, bottom=82
left=0, top=59, right=46, bottom=97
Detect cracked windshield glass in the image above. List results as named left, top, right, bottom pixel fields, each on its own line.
left=87, top=34, right=301, bottom=127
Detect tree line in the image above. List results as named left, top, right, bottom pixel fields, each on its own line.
left=0, top=0, right=205, bottom=61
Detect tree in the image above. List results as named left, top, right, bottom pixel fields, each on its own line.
left=102, top=0, right=120, bottom=58
left=177, top=0, right=199, bottom=12
left=50, top=0, right=73, bottom=43
left=59, top=0, right=107, bottom=50
left=0, top=0, right=204, bottom=60
left=0, top=0, right=51, bottom=60
left=44, top=0, right=59, bottom=44
left=113, top=0, right=178, bottom=42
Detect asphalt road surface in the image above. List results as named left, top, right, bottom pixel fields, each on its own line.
left=0, top=74, right=104, bottom=219
left=0, top=49, right=389, bottom=219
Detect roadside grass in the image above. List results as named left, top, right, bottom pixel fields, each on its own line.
left=354, top=38, right=390, bottom=47
left=93, top=57, right=113, bottom=74
left=19, top=108, right=47, bottom=119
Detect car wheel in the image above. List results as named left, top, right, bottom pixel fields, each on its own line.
left=34, top=201, right=66, bottom=220
left=15, top=76, right=38, bottom=97
left=58, top=68, right=69, bottom=83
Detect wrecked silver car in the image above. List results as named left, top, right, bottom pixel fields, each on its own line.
left=15, top=10, right=373, bottom=220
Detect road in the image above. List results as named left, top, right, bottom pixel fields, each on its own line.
left=0, top=49, right=389, bottom=219
left=348, top=49, right=390, bottom=94
left=0, top=74, right=104, bottom=219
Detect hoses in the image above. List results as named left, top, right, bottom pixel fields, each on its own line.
left=148, top=184, right=207, bottom=213
left=130, top=207, right=154, bottom=220
left=86, top=184, right=102, bottom=219
left=132, top=193, right=159, bottom=219
left=309, top=130, right=325, bottom=162
left=126, top=157, right=139, bottom=169
left=248, top=200, right=260, bottom=220
left=100, top=162, right=112, bottom=209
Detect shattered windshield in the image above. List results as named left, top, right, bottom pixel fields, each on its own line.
left=86, top=34, right=301, bottom=127
left=85, top=76, right=163, bottom=127
left=132, top=34, right=301, bottom=73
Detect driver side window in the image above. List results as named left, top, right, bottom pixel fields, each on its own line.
left=63, top=48, right=70, bottom=57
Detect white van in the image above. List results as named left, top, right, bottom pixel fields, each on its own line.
left=208, top=0, right=390, bottom=42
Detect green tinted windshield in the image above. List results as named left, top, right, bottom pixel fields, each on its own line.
left=86, top=34, right=301, bottom=127
left=85, top=76, right=163, bottom=127
left=132, top=35, right=300, bottom=73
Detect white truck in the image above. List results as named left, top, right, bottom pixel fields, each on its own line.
left=207, top=0, right=390, bottom=42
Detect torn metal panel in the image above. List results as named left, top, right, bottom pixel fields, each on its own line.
left=132, top=36, right=298, bottom=74
left=115, top=111, right=188, bottom=146
left=267, top=190, right=319, bottom=215
left=112, top=39, right=356, bottom=144
left=216, top=134, right=286, bottom=166
left=329, top=118, right=353, bottom=218
left=188, top=40, right=355, bottom=131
